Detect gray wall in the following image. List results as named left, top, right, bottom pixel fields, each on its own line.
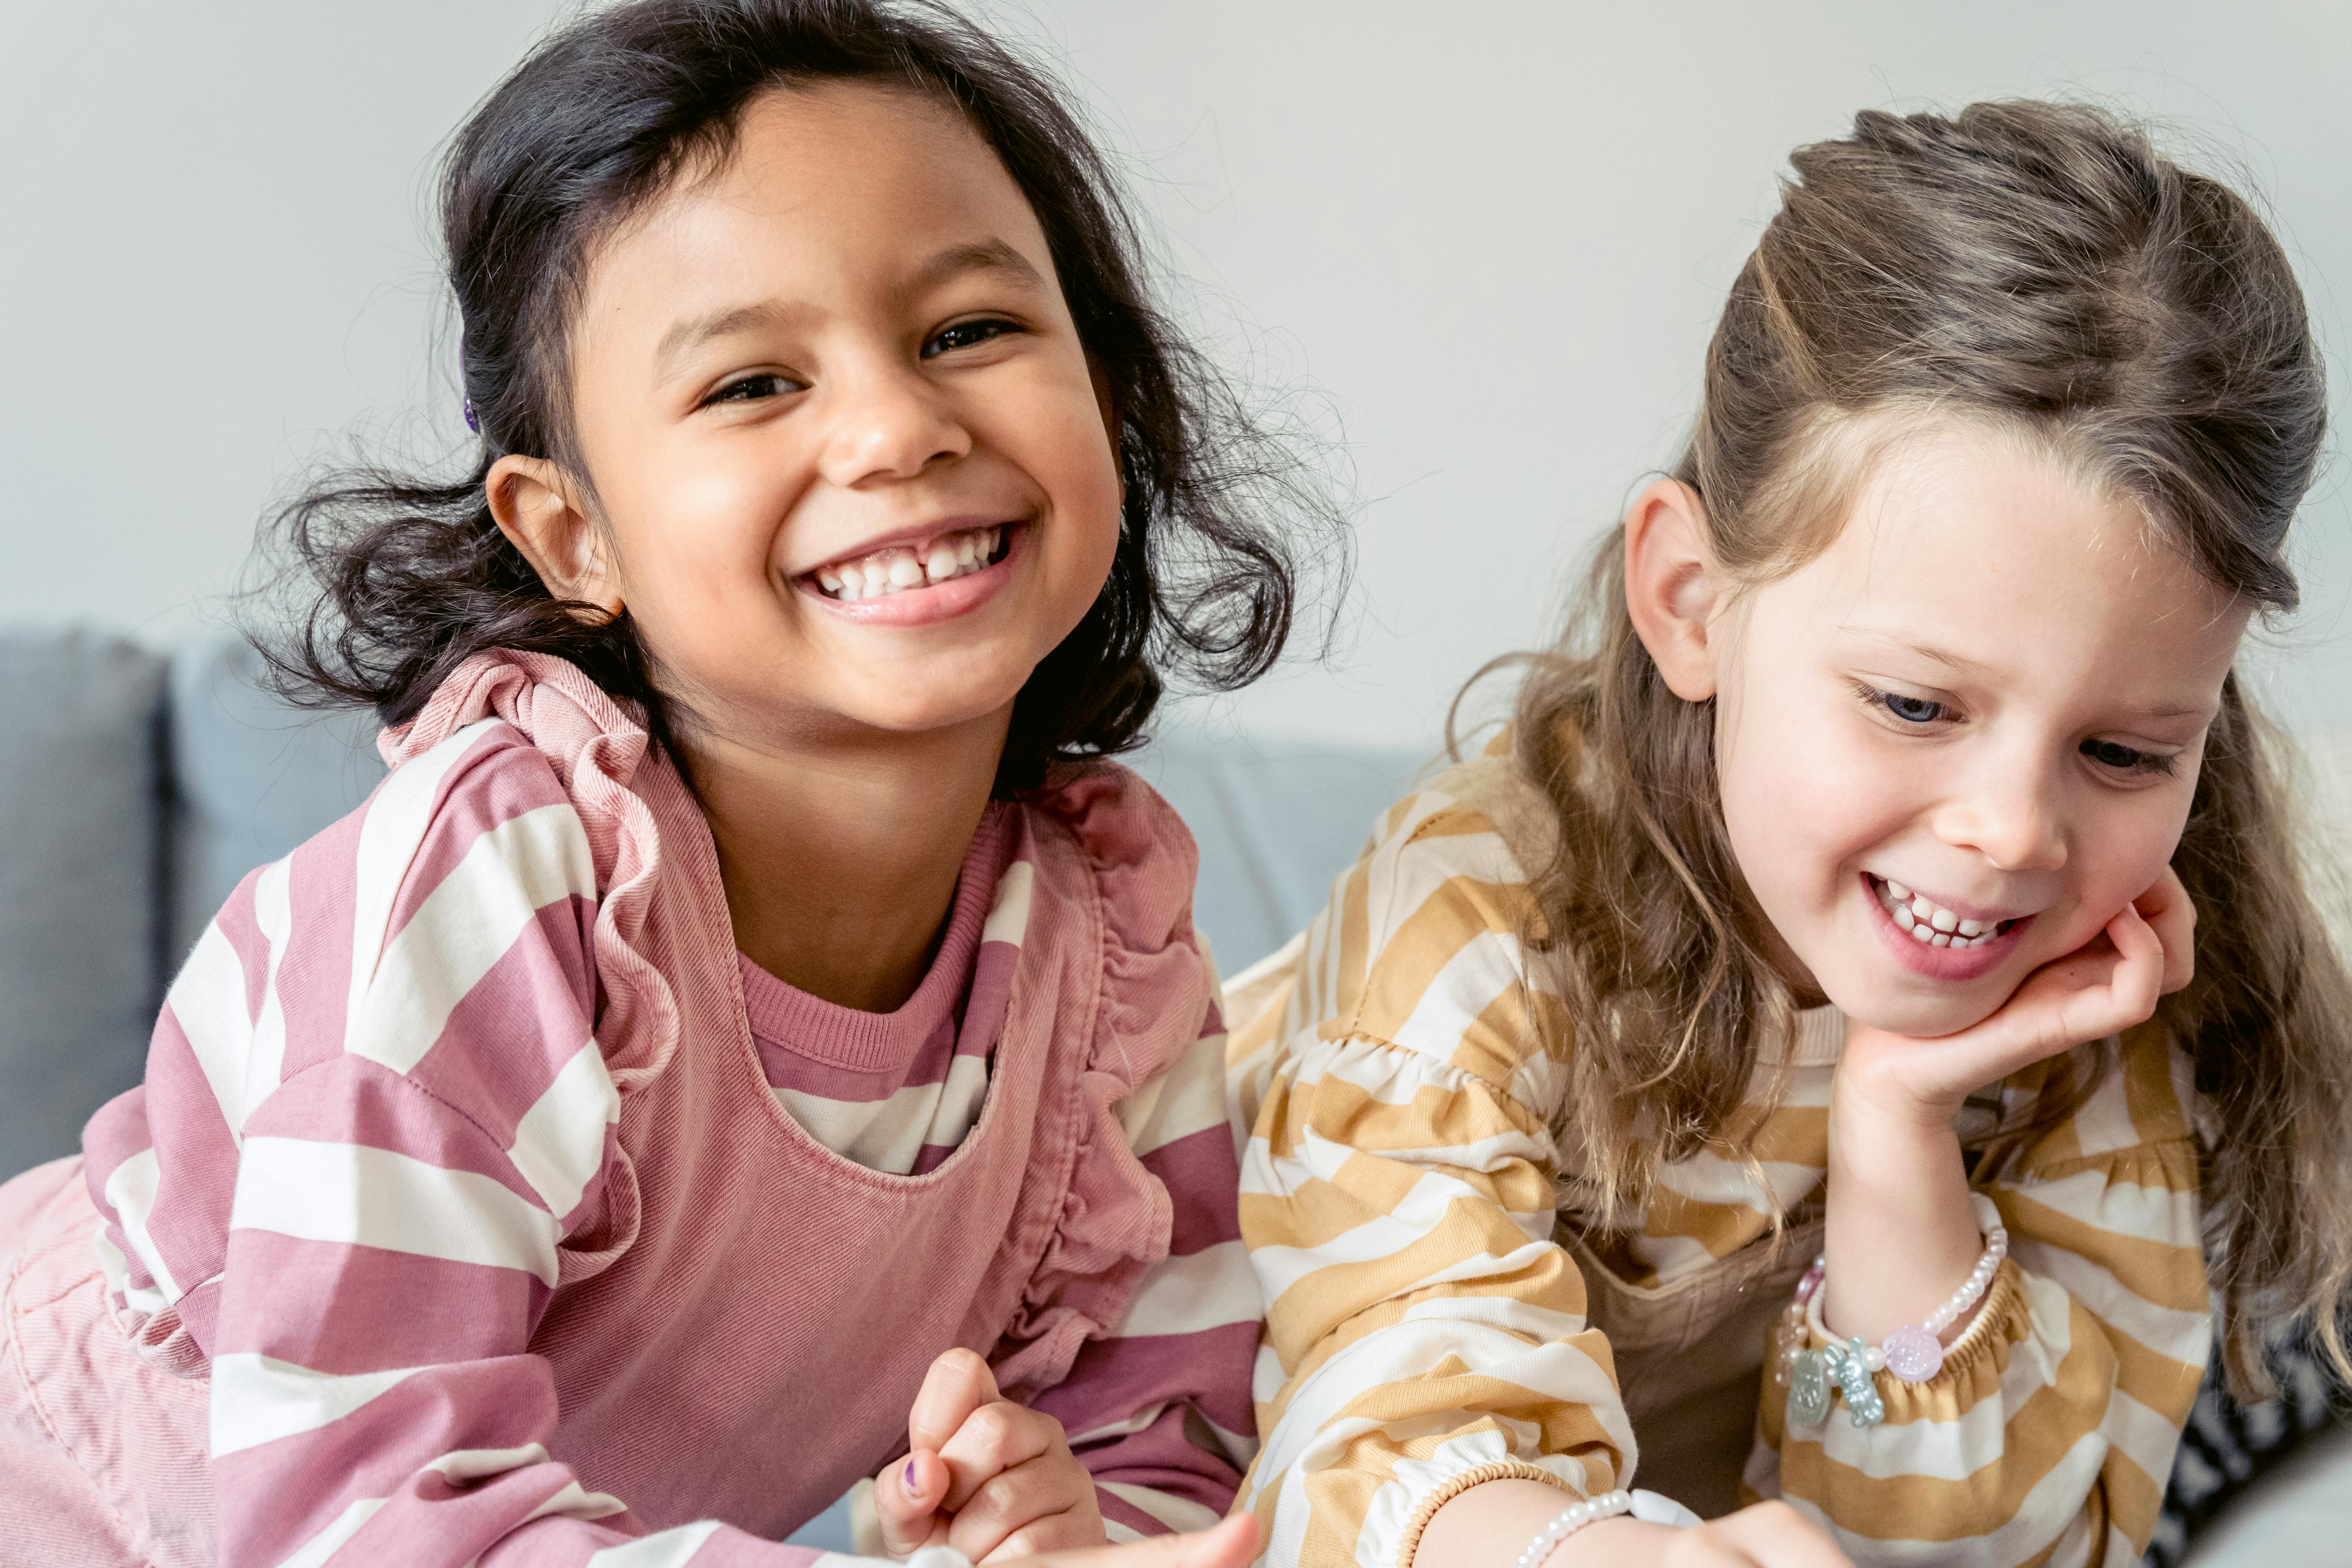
left=5, top=0, right=2347, bottom=751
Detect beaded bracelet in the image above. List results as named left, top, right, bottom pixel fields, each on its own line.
left=1775, top=1192, right=2009, bottom=1429
left=1514, top=1489, right=1634, bottom=1568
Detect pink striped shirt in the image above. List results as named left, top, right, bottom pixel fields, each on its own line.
left=65, top=652, right=1259, bottom=1568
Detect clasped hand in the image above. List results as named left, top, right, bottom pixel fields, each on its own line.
left=876, top=1348, right=1107, bottom=1564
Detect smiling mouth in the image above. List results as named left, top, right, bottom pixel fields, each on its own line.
left=805, top=524, right=1010, bottom=602
left=1867, top=875, right=2021, bottom=950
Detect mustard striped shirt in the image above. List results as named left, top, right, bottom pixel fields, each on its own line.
left=1223, top=745, right=2208, bottom=1568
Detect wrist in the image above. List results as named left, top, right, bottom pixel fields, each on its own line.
left=1829, top=1053, right=1965, bottom=1140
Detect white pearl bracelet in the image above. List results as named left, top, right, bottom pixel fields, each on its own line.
left=1777, top=1192, right=2009, bottom=1428
left=1514, top=1489, right=1634, bottom=1567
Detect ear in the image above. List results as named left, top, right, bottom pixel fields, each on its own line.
left=1622, top=478, right=1724, bottom=702
left=486, top=455, right=623, bottom=619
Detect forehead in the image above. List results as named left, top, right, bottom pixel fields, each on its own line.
left=1770, top=422, right=2247, bottom=693
left=579, top=80, right=1053, bottom=338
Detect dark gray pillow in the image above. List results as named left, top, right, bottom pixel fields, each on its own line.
left=165, top=636, right=386, bottom=970
left=0, top=630, right=169, bottom=1176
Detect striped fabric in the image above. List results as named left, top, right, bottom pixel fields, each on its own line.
left=80, top=716, right=1257, bottom=1568
left=1223, top=744, right=2209, bottom=1568
left=737, top=803, right=1259, bottom=1542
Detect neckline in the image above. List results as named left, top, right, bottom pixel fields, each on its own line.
left=735, top=804, right=1012, bottom=1074
left=1778, top=1004, right=1845, bottom=1066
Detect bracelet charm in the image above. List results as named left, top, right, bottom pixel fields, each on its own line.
left=1778, top=1193, right=2009, bottom=1431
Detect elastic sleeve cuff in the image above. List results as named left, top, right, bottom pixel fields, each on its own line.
left=1395, top=1461, right=1583, bottom=1568
left=1806, top=1256, right=2027, bottom=1393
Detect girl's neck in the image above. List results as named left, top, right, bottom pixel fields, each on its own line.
left=682, top=707, right=1010, bottom=1014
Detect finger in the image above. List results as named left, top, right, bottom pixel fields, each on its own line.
left=949, top=1452, right=1100, bottom=1562
left=1711, top=1499, right=1857, bottom=1568
left=2096, top=902, right=2167, bottom=1027
left=938, top=1400, right=1062, bottom=1513
left=1011, top=1513, right=1259, bottom=1568
left=911, top=1348, right=1001, bottom=1455
left=975, top=1506, right=1107, bottom=1564
left=875, top=1450, right=949, bottom=1559
left=2133, top=866, right=2198, bottom=995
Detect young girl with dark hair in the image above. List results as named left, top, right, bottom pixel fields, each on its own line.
left=0, top=3, right=1339, bottom=1565
left=1227, top=102, right=2352, bottom=1568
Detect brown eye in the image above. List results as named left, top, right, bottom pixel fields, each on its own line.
left=706, top=372, right=796, bottom=406
left=923, top=319, right=1017, bottom=358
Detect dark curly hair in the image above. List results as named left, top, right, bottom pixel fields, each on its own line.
left=256, top=0, right=1341, bottom=789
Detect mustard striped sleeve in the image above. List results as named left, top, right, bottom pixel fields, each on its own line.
left=1749, top=1023, right=2209, bottom=1567
left=1225, top=783, right=1632, bottom=1568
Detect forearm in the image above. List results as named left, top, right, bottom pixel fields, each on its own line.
left=1820, top=1074, right=1986, bottom=1343
left=1412, top=1481, right=1656, bottom=1568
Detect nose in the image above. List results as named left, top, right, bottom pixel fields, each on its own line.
left=815, top=358, right=970, bottom=488
left=1931, top=742, right=2069, bottom=874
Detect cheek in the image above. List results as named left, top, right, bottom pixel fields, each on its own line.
left=2067, top=790, right=2196, bottom=926
left=1717, top=683, right=1901, bottom=898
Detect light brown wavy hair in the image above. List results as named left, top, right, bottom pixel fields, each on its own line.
left=1503, top=101, right=2352, bottom=1393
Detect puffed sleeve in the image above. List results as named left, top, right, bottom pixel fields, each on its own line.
left=1228, top=788, right=1635, bottom=1568
left=85, top=723, right=842, bottom=1568
left=1750, top=1023, right=2209, bottom=1568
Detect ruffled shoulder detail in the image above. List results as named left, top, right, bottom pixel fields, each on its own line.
left=379, top=651, right=681, bottom=1286
left=988, top=761, right=1220, bottom=1401
left=378, top=650, right=681, bottom=1096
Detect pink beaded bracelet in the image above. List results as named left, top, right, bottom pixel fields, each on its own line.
left=1775, top=1192, right=2009, bottom=1428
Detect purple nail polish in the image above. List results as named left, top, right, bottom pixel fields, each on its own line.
left=904, top=1458, right=918, bottom=1491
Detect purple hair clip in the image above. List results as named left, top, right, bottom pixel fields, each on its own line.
left=463, top=395, right=481, bottom=434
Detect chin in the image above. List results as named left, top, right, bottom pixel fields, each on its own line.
left=841, top=683, right=1028, bottom=738
left=1827, top=982, right=2006, bottom=1041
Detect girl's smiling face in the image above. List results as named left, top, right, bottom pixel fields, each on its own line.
left=1639, top=421, right=2249, bottom=1038
left=494, top=80, right=1123, bottom=749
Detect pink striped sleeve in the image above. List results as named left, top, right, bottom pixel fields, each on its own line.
left=1025, top=1001, right=1261, bottom=1538
left=91, top=722, right=831, bottom=1568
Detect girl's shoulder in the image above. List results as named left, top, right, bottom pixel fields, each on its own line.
left=1347, top=731, right=1562, bottom=931
left=1225, top=737, right=1572, bottom=1106
left=1014, top=759, right=1220, bottom=1080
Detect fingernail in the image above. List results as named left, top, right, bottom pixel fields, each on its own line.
left=904, top=1457, right=918, bottom=1492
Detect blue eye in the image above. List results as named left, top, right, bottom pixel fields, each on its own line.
left=1881, top=691, right=1944, bottom=724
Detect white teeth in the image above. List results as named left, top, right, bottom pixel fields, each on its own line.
left=1875, top=876, right=2008, bottom=951
left=811, top=525, right=1005, bottom=600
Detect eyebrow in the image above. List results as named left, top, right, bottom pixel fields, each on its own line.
left=652, top=238, right=1049, bottom=379
left=1839, top=628, right=2217, bottom=720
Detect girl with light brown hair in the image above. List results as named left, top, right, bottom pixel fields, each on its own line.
left=1225, top=100, right=2352, bottom=1568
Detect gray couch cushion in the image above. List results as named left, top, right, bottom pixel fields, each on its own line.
left=166, top=636, right=387, bottom=967
left=1136, top=734, right=1432, bottom=973
left=0, top=629, right=169, bottom=1174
